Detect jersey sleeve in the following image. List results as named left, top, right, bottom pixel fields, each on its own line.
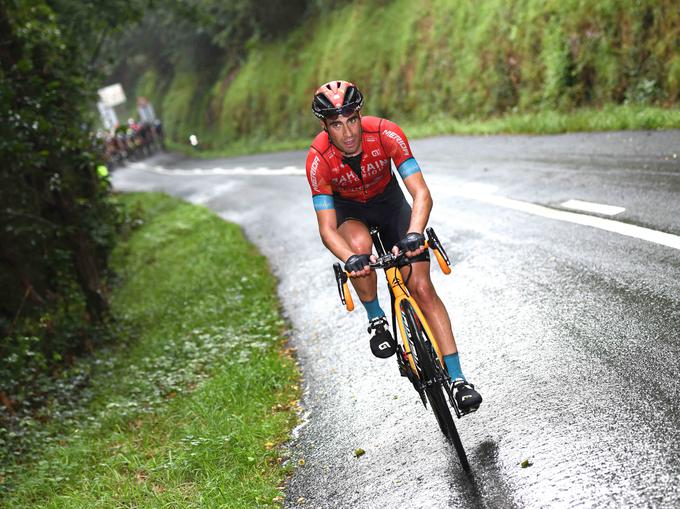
left=305, top=147, right=335, bottom=211
left=379, top=119, right=415, bottom=169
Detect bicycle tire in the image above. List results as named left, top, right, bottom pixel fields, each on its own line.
left=401, top=300, right=470, bottom=471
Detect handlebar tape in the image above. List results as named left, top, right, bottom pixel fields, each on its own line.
left=342, top=280, right=354, bottom=311
left=334, top=262, right=355, bottom=311
left=425, top=241, right=452, bottom=275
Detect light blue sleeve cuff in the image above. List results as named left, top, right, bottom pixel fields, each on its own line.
left=397, top=157, right=421, bottom=180
left=313, top=194, right=335, bottom=211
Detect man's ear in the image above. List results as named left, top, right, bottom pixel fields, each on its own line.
left=319, top=119, right=327, bottom=132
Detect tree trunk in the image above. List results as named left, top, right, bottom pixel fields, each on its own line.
left=72, top=229, right=108, bottom=323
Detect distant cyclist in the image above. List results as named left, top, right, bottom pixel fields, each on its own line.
left=305, top=80, right=482, bottom=412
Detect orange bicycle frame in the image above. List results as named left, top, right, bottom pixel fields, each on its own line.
left=386, top=264, right=445, bottom=377
left=333, top=227, right=452, bottom=377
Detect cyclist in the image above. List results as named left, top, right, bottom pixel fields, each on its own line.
left=305, top=80, right=482, bottom=412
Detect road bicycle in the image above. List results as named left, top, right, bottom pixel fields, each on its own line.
left=333, top=227, right=470, bottom=470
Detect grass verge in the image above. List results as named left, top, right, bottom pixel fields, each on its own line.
left=1, top=192, right=300, bottom=508
left=404, top=104, right=680, bottom=137
left=166, top=104, right=680, bottom=159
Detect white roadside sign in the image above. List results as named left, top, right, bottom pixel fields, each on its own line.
left=98, top=83, right=126, bottom=107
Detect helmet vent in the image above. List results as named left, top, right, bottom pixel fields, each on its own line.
left=312, top=80, right=363, bottom=119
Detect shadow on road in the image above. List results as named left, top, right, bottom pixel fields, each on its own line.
left=447, top=439, right=518, bottom=509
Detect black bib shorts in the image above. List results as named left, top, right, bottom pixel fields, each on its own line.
left=334, top=176, right=430, bottom=265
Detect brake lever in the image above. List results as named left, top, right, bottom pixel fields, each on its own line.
left=333, top=262, right=354, bottom=311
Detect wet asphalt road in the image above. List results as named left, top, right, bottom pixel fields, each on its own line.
left=112, top=130, right=680, bottom=508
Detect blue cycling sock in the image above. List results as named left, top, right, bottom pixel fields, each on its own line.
left=444, top=353, right=465, bottom=381
left=361, top=297, right=385, bottom=321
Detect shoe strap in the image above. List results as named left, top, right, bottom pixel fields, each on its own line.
left=368, top=316, right=387, bottom=331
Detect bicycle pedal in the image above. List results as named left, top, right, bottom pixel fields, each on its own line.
left=458, top=405, right=480, bottom=417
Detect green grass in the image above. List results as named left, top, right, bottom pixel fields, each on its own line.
left=404, top=104, right=680, bottom=137
left=1, top=193, right=300, bottom=508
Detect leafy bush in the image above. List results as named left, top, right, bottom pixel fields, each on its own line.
left=0, top=0, right=140, bottom=421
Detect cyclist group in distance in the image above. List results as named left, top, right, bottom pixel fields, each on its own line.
left=97, top=117, right=164, bottom=170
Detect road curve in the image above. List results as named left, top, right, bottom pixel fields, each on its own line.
left=113, top=129, right=680, bottom=508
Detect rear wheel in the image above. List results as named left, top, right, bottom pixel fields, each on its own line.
left=401, top=301, right=470, bottom=471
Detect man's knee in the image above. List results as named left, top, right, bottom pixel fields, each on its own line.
left=338, top=222, right=372, bottom=254
left=409, top=278, right=437, bottom=308
left=348, top=237, right=372, bottom=254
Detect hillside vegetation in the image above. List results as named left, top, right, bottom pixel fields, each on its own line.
left=116, top=0, right=680, bottom=151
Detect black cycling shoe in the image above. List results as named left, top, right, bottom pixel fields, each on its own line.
left=451, top=379, right=483, bottom=413
left=368, top=316, right=397, bottom=358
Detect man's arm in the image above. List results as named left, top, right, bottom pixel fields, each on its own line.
left=316, top=208, right=354, bottom=261
left=378, top=119, right=432, bottom=254
left=391, top=167, right=432, bottom=257
left=306, top=147, right=371, bottom=276
left=315, top=208, right=372, bottom=277
left=306, top=150, right=356, bottom=262
left=402, top=170, right=432, bottom=234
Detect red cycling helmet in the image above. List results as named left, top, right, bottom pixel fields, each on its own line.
left=312, top=80, right=364, bottom=119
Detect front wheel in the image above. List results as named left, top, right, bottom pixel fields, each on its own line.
left=401, top=301, right=470, bottom=471
left=425, top=384, right=469, bottom=471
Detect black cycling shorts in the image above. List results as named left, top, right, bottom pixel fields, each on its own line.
left=334, top=176, right=430, bottom=264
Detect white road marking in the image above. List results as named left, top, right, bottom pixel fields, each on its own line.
left=125, top=162, right=680, bottom=251
left=128, top=161, right=306, bottom=176
left=561, top=199, right=625, bottom=216
left=452, top=187, right=680, bottom=251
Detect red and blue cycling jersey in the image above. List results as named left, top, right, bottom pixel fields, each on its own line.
left=305, top=116, right=421, bottom=210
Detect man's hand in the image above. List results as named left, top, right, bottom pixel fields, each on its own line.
left=393, top=232, right=426, bottom=258
left=344, top=253, right=377, bottom=278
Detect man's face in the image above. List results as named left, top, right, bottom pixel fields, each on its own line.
left=322, top=111, right=362, bottom=156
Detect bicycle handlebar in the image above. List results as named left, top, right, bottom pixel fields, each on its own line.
left=367, top=250, right=408, bottom=270
left=333, top=227, right=452, bottom=311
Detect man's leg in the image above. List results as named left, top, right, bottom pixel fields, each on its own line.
left=405, top=261, right=482, bottom=410
left=405, top=261, right=457, bottom=356
left=337, top=219, right=377, bottom=301
left=337, top=220, right=396, bottom=358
